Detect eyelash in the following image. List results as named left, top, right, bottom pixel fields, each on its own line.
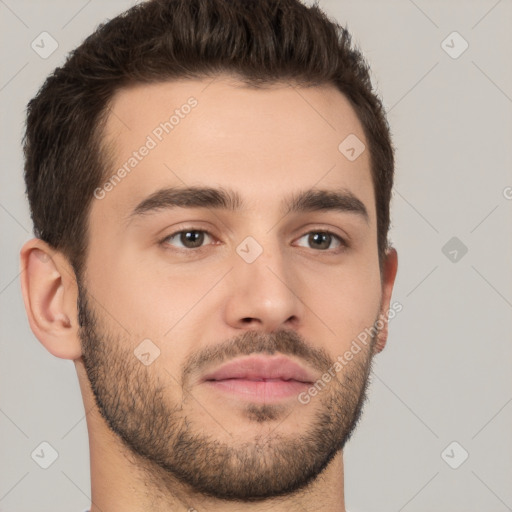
left=159, top=227, right=348, bottom=254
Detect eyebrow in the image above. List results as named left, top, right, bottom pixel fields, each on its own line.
left=127, top=186, right=369, bottom=225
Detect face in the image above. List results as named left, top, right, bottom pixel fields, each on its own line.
left=79, top=76, right=385, bottom=500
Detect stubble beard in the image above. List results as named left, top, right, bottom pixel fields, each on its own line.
left=77, top=283, right=376, bottom=502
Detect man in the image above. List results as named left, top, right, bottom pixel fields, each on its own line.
left=20, top=0, right=398, bottom=510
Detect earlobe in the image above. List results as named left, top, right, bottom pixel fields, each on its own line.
left=20, top=239, right=83, bottom=360
left=374, top=247, right=398, bottom=354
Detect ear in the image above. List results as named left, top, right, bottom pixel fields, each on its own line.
left=373, top=247, right=398, bottom=354
left=20, top=238, right=82, bottom=360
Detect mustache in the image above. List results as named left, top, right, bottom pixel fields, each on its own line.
left=181, top=329, right=333, bottom=386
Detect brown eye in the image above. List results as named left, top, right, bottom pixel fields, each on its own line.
left=163, top=230, right=212, bottom=249
left=296, top=231, right=344, bottom=251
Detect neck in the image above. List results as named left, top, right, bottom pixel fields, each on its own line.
left=85, top=411, right=346, bottom=512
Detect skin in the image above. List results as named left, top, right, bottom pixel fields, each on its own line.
left=20, top=75, right=398, bottom=512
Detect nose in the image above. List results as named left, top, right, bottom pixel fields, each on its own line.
left=222, top=244, right=304, bottom=333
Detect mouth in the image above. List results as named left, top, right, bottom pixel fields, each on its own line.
left=200, top=354, right=316, bottom=403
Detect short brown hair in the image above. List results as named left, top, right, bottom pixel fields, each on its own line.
left=23, top=0, right=394, bottom=279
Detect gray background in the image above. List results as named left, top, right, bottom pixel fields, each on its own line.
left=1, top=0, right=511, bottom=511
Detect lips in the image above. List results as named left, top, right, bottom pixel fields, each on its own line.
left=200, top=354, right=316, bottom=384
left=199, top=355, right=316, bottom=403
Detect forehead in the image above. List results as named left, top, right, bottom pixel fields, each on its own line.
left=96, top=76, right=374, bottom=224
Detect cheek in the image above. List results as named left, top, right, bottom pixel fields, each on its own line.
left=90, top=244, right=227, bottom=341
left=300, top=253, right=382, bottom=344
